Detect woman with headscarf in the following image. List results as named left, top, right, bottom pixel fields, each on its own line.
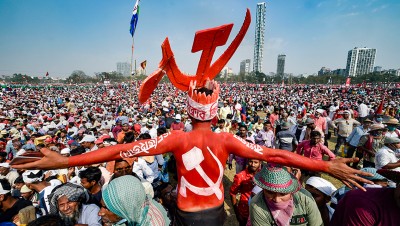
left=102, top=175, right=170, bottom=226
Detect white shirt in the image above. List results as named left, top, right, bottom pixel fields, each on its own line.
left=132, top=158, right=155, bottom=183
left=375, top=146, right=400, bottom=171
left=358, top=103, right=369, bottom=117
left=78, top=204, right=102, bottom=226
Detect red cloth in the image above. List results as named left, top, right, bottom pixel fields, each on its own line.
left=296, top=140, right=335, bottom=160
left=229, top=168, right=256, bottom=219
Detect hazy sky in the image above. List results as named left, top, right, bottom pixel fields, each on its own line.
left=0, top=0, right=399, bottom=78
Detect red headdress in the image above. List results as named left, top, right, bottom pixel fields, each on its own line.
left=138, top=9, right=251, bottom=122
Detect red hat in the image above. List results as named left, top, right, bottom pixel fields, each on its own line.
left=47, top=117, right=53, bottom=121
left=95, top=135, right=111, bottom=144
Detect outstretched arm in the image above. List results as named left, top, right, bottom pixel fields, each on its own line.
left=11, top=132, right=180, bottom=170
left=223, top=133, right=372, bottom=190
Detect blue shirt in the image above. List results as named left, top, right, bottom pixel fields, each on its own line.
left=346, top=126, right=369, bottom=147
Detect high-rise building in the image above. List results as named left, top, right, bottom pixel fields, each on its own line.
left=276, top=54, right=286, bottom=77
left=221, top=66, right=233, bottom=78
left=374, top=66, right=382, bottom=72
left=116, top=62, right=130, bottom=76
left=240, top=59, right=251, bottom=76
left=318, top=67, right=331, bottom=76
left=345, top=47, right=376, bottom=77
left=253, top=2, right=266, bottom=73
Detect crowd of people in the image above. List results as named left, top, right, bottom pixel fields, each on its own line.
left=1, top=82, right=400, bottom=225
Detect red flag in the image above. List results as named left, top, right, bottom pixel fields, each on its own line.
left=345, top=77, right=351, bottom=87
left=140, top=60, right=147, bottom=69
left=376, top=96, right=385, bottom=115
left=46, top=72, right=49, bottom=77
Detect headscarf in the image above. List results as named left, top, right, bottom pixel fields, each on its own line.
left=102, top=175, right=170, bottom=226
left=48, top=183, right=89, bottom=215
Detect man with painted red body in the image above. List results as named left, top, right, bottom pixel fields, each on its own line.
left=11, top=9, right=371, bottom=226
left=11, top=82, right=371, bottom=225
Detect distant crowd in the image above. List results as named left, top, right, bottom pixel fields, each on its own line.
left=0, top=82, right=400, bottom=225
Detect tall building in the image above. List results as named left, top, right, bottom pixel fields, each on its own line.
left=374, top=66, right=382, bottom=72
left=318, top=67, right=331, bottom=76
left=221, top=66, right=233, bottom=78
left=276, top=54, right=286, bottom=77
left=345, top=47, right=376, bottom=77
left=253, top=2, right=266, bottom=73
left=116, top=62, right=130, bottom=76
left=240, top=59, right=251, bottom=76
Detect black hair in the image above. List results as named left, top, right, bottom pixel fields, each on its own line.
left=154, top=182, right=172, bottom=199
left=310, top=130, right=321, bottom=137
left=0, top=178, right=11, bottom=191
left=238, top=124, right=248, bottom=131
left=264, top=120, right=272, bottom=125
left=137, top=133, right=151, bottom=140
left=14, top=176, right=24, bottom=184
left=0, top=152, right=7, bottom=158
left=123, top=131, right=136, bottom=143
left=79, top=166, right=102, bottom=183
left=27, top=214, right=65, bottom=226
left=157, top=127, right=167, bottom=135
left=70, top=146, right=86, bottom=156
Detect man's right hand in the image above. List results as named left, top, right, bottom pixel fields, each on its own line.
left=10, top=148, right=69, bottom=170
left=327, top=157, right=374, bottom=191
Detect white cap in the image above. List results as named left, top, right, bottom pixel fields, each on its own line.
left=0, top=163, right=10, bottom=168
left=60, top=148, right=71, bottom=155
left=79, top=135, right=96, bottom=143
left=306, top=176, right=337, bottom=196
left=175, top=114, right=181, bottom=120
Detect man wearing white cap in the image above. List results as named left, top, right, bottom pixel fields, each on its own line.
left=79, top=134, right=98, bottom=152
left=305, top=176, right=337, bottom=226
left=0, top=162, right=19, bottom=187
left=333, top=110, right=361, bottom=154
left=22, top=170, right=61, bottom=215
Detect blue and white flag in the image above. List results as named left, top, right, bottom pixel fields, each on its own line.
left=129, top=0, right=140, bottom=37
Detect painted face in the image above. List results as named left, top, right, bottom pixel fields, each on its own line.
left=98, top=199, right=123, bottom=225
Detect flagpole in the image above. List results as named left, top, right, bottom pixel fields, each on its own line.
left=130, top=36, right=134, bottom=101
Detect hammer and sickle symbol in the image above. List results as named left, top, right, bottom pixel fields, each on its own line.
left=179, top=146, right=224, bottom=200
left=138, top=9, right=251, bottom=103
